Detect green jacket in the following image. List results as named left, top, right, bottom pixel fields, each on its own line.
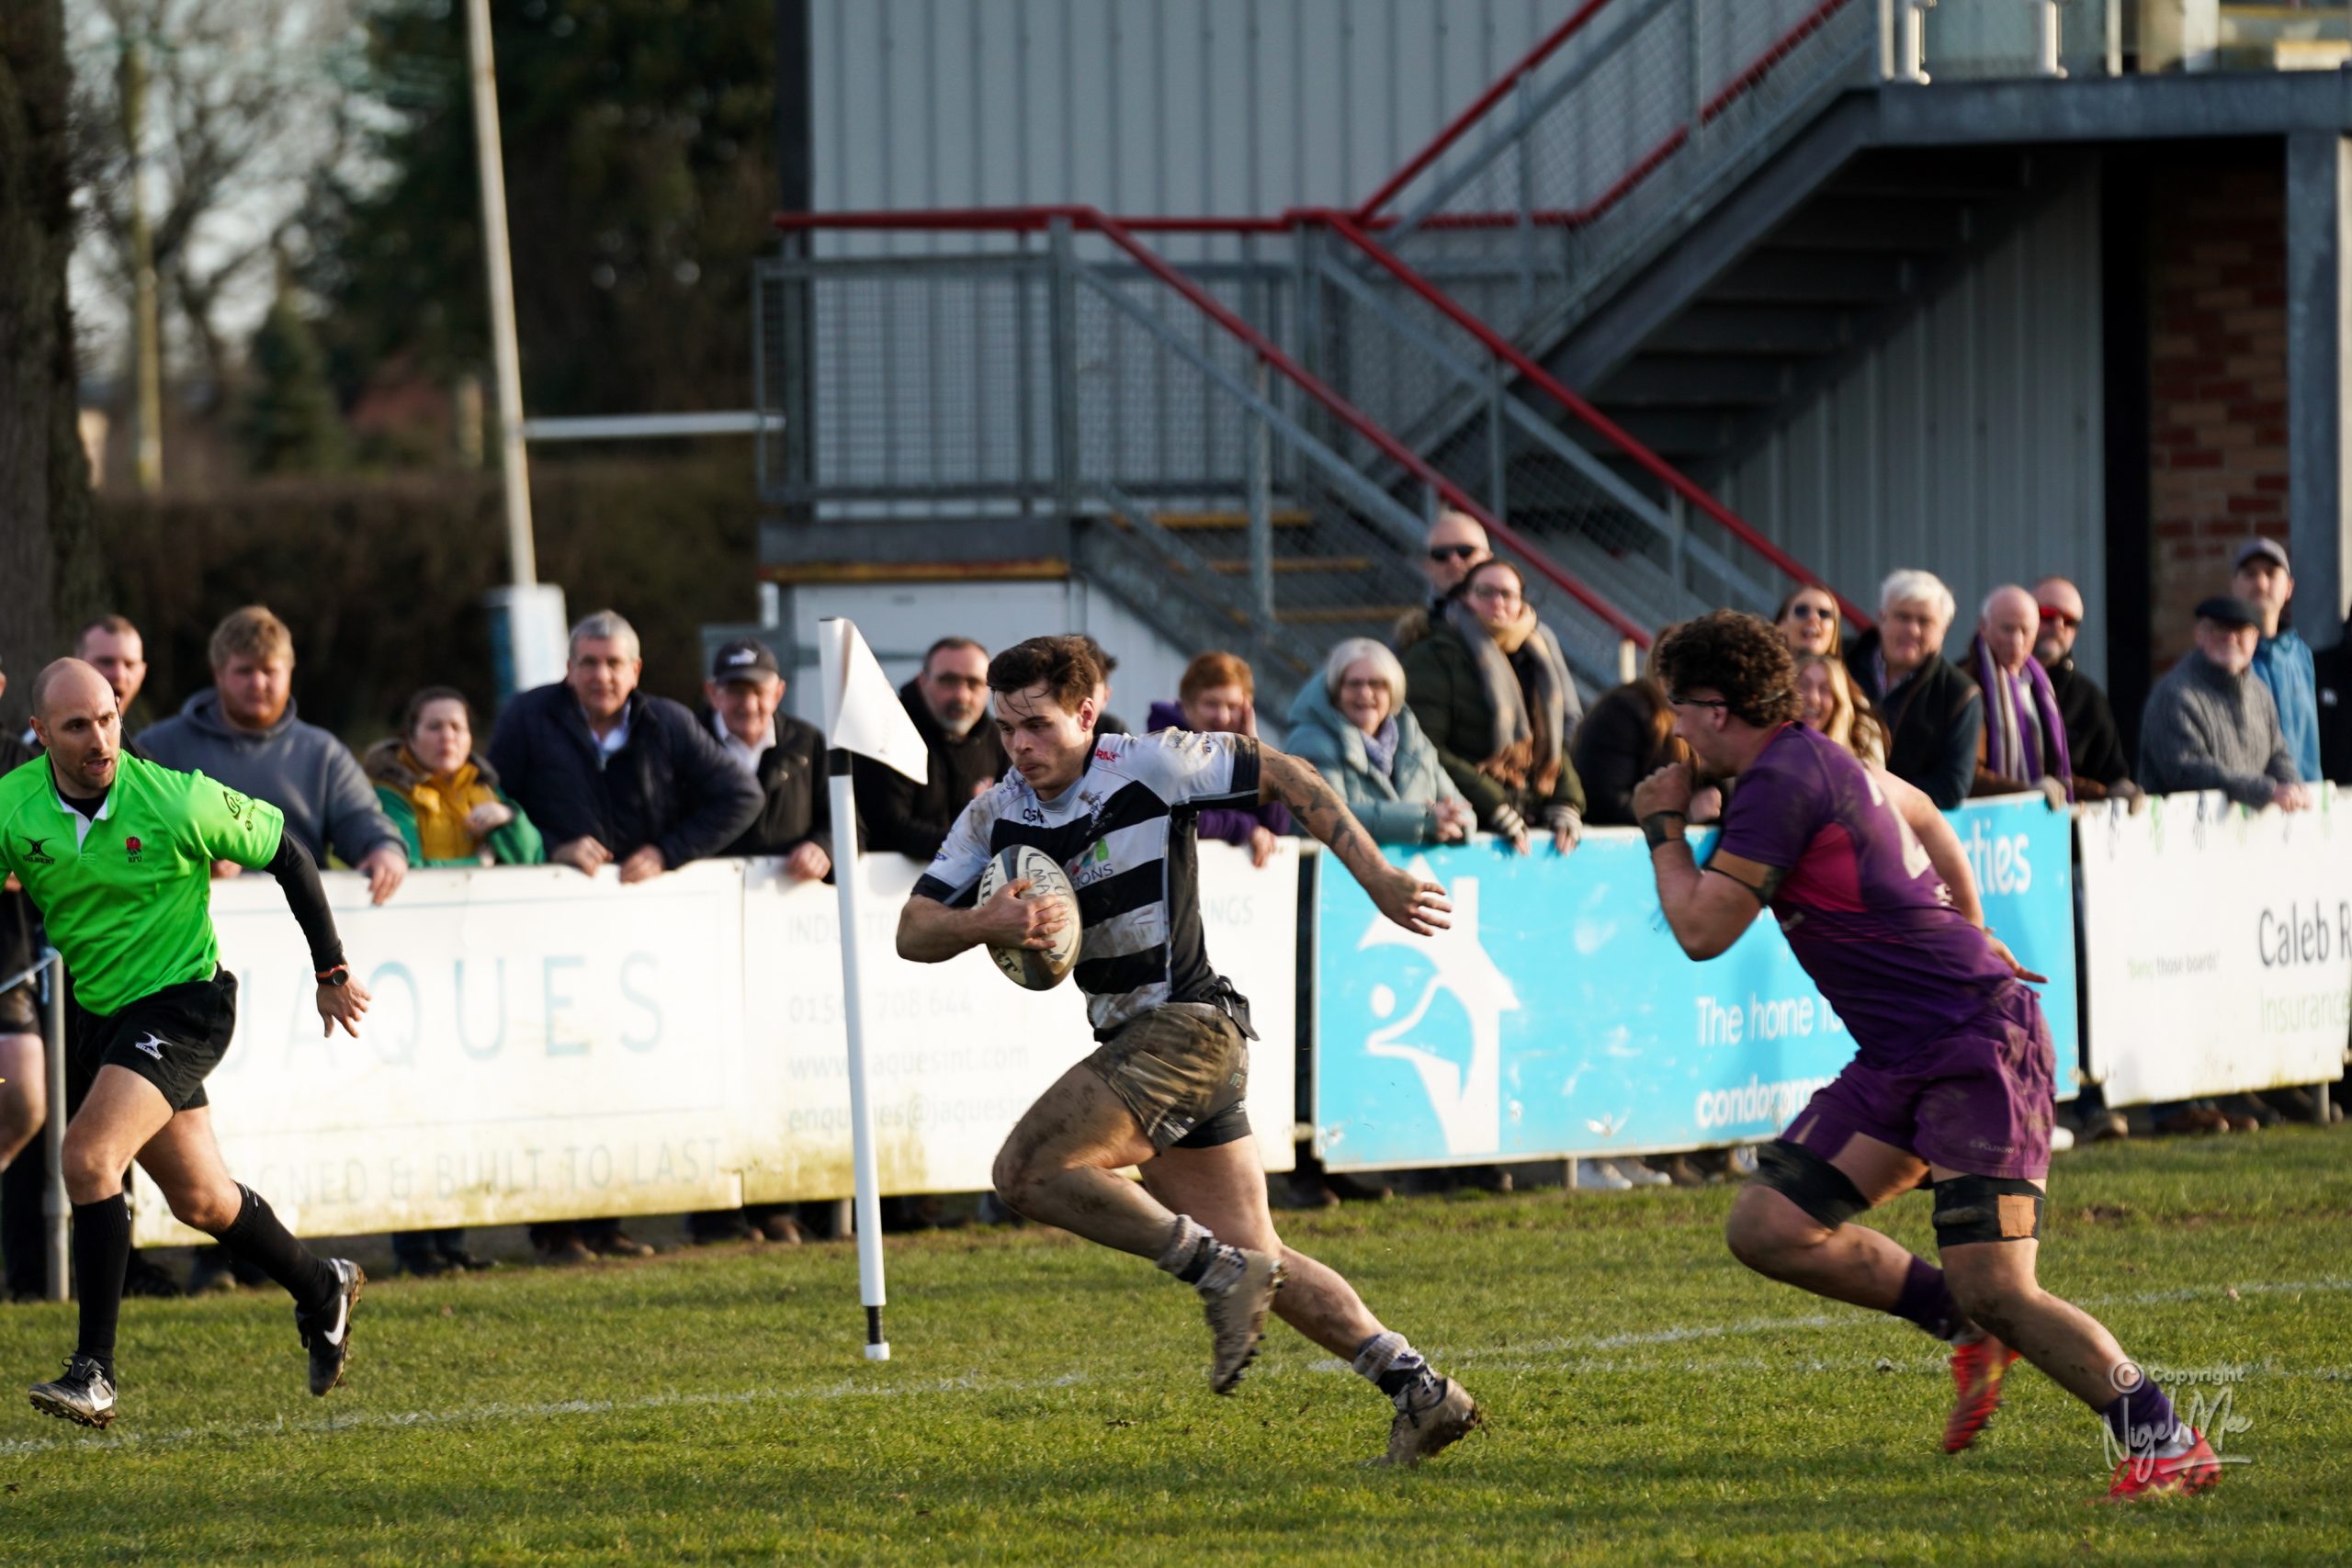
left=1396, top=617, right=1587, bottom=825
left=1283, top=677, right=1466, bottom=844
left=365, top=740, right=547, bottom=867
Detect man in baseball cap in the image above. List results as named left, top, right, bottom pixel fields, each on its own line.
left=2232, top=538, right=2321, bottom=785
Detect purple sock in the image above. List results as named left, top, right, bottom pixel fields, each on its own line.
left=2101, top=1381, right=2179, bottom=1452
left=1890, top=1256, right=1961, bottom=1341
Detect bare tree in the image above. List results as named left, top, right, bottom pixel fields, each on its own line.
left=1, top=0, right=105, bottom=724
left=71, top=0, right=362, bottom=412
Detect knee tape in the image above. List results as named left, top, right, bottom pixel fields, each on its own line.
left=1754, top=1138, right=1870, bottom=1230
left=1930, top=1174, right=2044, bottom=1248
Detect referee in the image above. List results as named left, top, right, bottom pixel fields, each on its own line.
left=0, top=660, right=371, bottom=1428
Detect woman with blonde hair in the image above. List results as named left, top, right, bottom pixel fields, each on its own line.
left=1775, top=584, right=1844, bottom=659
left=1793, top=653, right=1888, bottom=766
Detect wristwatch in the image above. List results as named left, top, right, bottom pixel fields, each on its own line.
left=316, top=965, right=350, bottom=988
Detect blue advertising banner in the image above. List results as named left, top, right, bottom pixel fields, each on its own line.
left=1311, top=795, right=2078, bottom=1169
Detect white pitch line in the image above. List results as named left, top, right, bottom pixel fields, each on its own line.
left=4, top=1277, right=2345, bottom=1460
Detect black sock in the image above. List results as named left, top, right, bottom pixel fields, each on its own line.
left=212, top=1186, right=336, bottom=1315
left=71, top=1194, right=132, bottom=1382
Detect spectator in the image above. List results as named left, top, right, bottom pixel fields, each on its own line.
left=366, top=685, right=542, bottom=1278
left=2030, top=576, right=2134, bottom=801
left=488, top=609, right=762, bottom=1263
left=704, top=638, right=831, bottom=876
left=0, top=669, right=43, bottom=1303
left=2233, top=538, right=2323, bottom=787
left=2138, top=595, right=2309, bottom=811
left=366, top=688, right=545, bottom=869
left=1146, top=652, right=1294, bottom=867
left=853, top=637, right=1005, bottom=863
left=1843, top=570, right=1983, bottom=809
left=142, top=605, right=409, bottom=903
left=1077, top=635, right=1131, bottom=744
left=1967, top=585, right=2072, bottom=805
left=1393, top=507, right=1493, bottom=649
left=1573, top=630, right=1724, bottom=829
left=2317, top=609, right=2351, bottom=784
left=1400, top=558, right=1587, bottom=855
left=695, top=637, right=830, bottom=1247
left=1282, top=637, right=1472, bottom=845
left=1794, top=654, right=1888, bottom=766
left=1775, top=584, right=1843, bottom=659
left=76, top=615, right=152, bottom=734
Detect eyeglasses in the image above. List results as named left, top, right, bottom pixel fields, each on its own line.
left=1427, top=544, right=1483, bottom=563
left=2036, top=607, right=2080, bottom=629
left=1784, top=604, right=1835, bottom=621
left=1668, top=694, right=1730, bottom=711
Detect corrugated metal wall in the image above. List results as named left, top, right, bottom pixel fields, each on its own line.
left=1713, top=168, right=2111, bottom=681
left=808, top=0, right=1561, bottom=256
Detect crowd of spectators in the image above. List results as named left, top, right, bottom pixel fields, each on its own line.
left=1, top=520, right=2345, bottom=1293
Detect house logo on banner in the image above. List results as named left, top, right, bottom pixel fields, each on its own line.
left=1354, top=860, right=1519, bottom=1156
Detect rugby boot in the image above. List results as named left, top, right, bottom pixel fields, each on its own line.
left=299, top=1258, right=366, bottom=1396
left=1200, top=1247, right=1283, bottom=1394
left=1377, top=1376, right=1482, bottom=1467
left=2107, top=1428, right=2222, bottom=1501
left=28, top=1355, right=116, bottom=1429
left=1942, top=1332, right=2020, bottom=1453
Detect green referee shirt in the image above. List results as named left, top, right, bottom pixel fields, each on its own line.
left=0, top=752, right=286, bottom=1017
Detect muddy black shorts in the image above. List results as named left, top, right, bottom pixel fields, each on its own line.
left=1084, top=1003, right=1253, bottom=1151
left=68, top=969, right=238, bottom=1116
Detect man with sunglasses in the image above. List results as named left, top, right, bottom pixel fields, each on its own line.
left=1394, top=509, right=1493, bottom=655
left=1631, top=612, right=2222, bottom=1501
left=2029, top=577, right=2133, bottom=801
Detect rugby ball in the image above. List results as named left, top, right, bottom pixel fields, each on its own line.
left=974, top=843, right=1082, bottom=991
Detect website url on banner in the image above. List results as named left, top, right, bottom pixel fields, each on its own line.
left=1693, top=1075, right=1834, bottom=1132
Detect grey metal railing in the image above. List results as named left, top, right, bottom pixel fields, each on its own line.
left=2, top=948, right=68, bottom=1302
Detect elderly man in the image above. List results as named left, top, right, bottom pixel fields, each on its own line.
left=2030, top=577, right=2133, bottom=800
left=143, top=606, right=408, bottom=905
left=1843, top=570, right=1984, bottom=808
left=703, top=638, right=831, bottom=877
left=489, top=610, right=762, bottom=1264
left=2232, top=539, right=2322, bottom=786
left=1392, top=509, right=1492, bottom=651
left=1964, top=586, right=2071, bottom=803
left=853, top=637, right=1008, bottom=863
left=2139, top=595, right=2309, bottom=810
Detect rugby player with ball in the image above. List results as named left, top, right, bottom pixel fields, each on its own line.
left=897, top=636, right=1477, bottom=1465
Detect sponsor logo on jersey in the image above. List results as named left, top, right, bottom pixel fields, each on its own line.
left=18, top=836, right=54, bottom=865
left=130, top=1033, right=165, bottom=1062
left=1093, top=749, right=1117, bottom=762
left=221, top=786, right=251, bottom=819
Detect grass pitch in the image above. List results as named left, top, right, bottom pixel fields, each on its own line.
left=0, top=1129, right=2346, bottom=1564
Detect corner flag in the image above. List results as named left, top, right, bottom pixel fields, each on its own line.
left=816, top=619, right=930, bottom=1362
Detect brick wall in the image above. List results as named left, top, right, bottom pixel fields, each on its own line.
left=2145, top=148, right=2289, bottom=672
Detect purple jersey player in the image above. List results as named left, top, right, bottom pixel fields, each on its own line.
left=1631, top=611, right=2218, bottom=1503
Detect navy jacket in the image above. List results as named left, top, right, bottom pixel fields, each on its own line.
left=488, top=683, right=761, bottom=869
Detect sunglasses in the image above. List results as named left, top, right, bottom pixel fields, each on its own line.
left=2037, top=607, right=2080, bottom=629
left=1784, top=604, right=1835, bottom=621
left=1427, top=544, right=1483, bottom=562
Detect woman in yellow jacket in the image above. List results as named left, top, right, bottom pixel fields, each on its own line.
left=366, top=686, right=545, bottom=1277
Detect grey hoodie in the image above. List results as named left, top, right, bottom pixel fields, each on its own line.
left=141, top=691, right=405, bottom=866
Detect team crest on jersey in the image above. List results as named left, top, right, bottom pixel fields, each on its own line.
left=124, top=835, right=144, bottom=863
left=17, top=836, right=53, bottom=865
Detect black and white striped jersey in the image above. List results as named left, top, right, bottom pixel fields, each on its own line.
left=912, top=728, right=1263, bottom=1038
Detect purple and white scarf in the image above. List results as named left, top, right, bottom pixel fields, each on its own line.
left=1972, top=636, right=2073, bottom=801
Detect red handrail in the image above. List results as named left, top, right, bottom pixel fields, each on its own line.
left=1317, top=209, right=1872, bottom=629
left=773, top=204, right=1651, bottom=647
left=1353, top=0, right=1619, bottom=222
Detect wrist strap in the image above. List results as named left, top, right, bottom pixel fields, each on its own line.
left=1641, top=811, right=1688, bottom=851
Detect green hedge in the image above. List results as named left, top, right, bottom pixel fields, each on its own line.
left=89, top=455, right=757, bottom=748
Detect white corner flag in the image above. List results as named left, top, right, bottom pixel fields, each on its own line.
left=817, top=619, right=929, bottom=1362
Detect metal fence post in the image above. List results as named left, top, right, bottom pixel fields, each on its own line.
left=1487, top=364, right=1511, bottom=518
left=1247, top=360, right=1277, bottom=626
left=40, top=950, right=66, bottom=1303
left=1046, top=218, right=1082, bottom=525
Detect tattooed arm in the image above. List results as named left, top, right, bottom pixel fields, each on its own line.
left=1258, top=747, right=1452, bottom=937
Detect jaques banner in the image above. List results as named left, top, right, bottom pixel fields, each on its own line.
left=1312, top=795, right=2079, bottom=1170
